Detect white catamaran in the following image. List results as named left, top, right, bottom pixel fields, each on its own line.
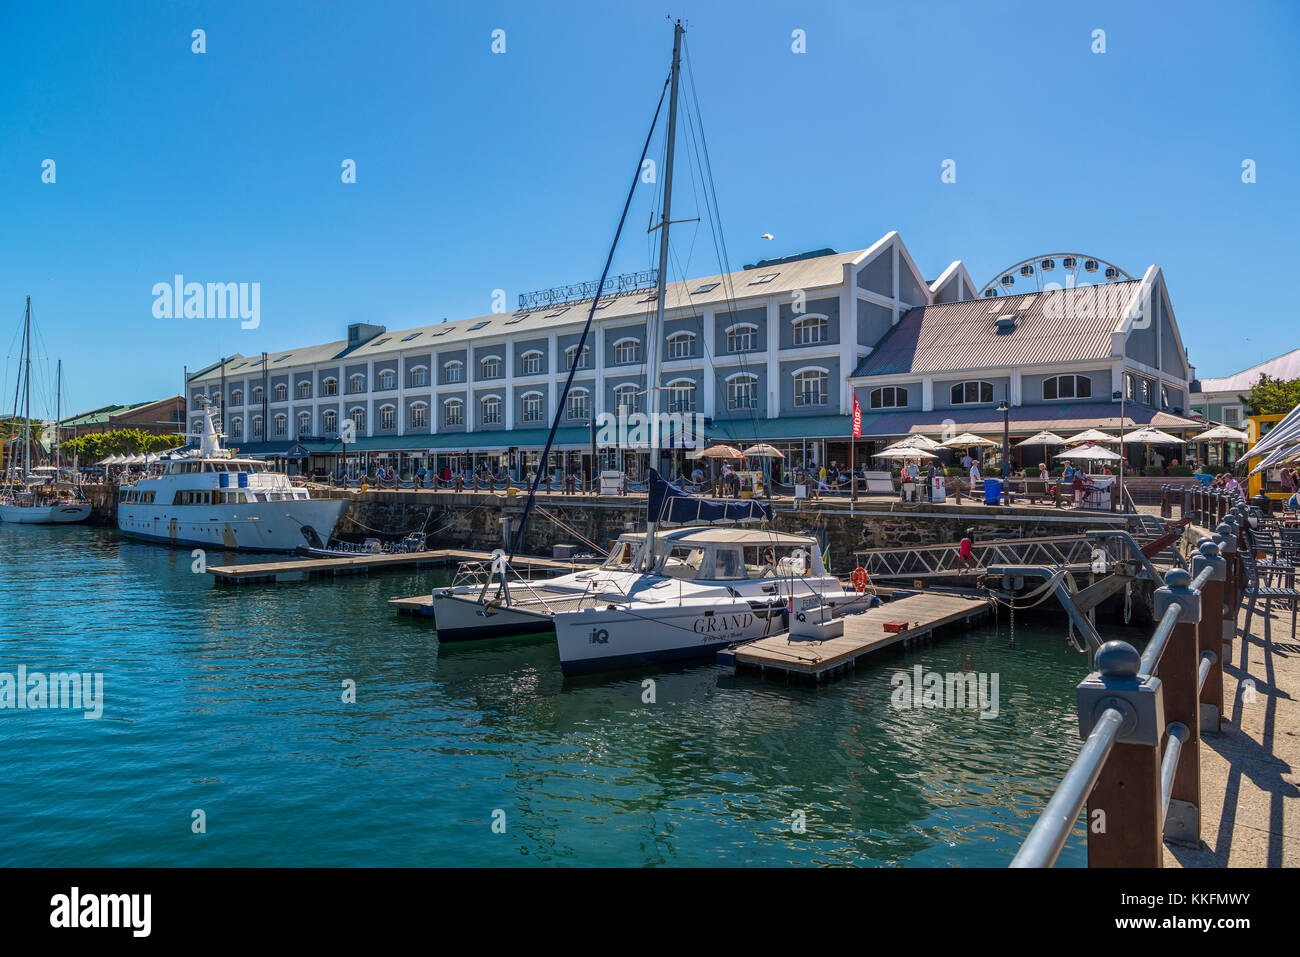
left=116, top=402, right=349, bottom=551
left=428, top=22, right=877, bottom=675
left=0, top=298, right=92, bottom=525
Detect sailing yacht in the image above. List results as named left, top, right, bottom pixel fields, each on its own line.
left=116, top=402, right=349, bottom=551
left=425, top=22, right=877, bottom=673
left=0, top=298, right=92, bottom=524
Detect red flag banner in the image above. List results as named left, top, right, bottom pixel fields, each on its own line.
left=852, top=393, right=862, bottom=438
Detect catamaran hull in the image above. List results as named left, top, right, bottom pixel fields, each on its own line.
left=0, top=503, right=92, bottom=524
left=553, top=598, right=787, bottom=676
left=429, top=591, right=557, bottom=642
left=117, top=499, right=349, bottom=552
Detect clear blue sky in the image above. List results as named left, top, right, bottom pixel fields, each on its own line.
left=1, top=0, right=1296, bottom=416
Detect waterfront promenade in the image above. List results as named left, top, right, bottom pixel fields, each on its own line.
left=1166, top=599, right=1300, bottom=867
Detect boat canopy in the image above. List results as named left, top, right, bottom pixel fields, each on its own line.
left=647, top=468, right=772, bottom=526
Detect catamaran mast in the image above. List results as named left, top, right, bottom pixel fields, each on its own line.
left=22, top=296, right=31, bottom=482
left=643, top=19, right=685, bottom=569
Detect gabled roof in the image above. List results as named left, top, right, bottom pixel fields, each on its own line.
left=851, top=281, right=1141, bottom=377
left=1196, top=348, right=1300, bottom=395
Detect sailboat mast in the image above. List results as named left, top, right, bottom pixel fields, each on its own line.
left=644, top=19, right=684, bottom=567
left=55, top=359, right=61, bottom=473
left=22, top=296, right=31, bottom=481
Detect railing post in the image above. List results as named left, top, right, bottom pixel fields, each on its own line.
left=1160, top=485, right=1171, bottom=518
left=1192, top=540, right=1227, bottom=732
left=1080, top=641, right=1166, bottom=867
left=1152, top=569, right=1202, bottom=844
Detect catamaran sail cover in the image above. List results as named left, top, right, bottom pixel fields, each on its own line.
left=647, top=469, right=772, bottom=525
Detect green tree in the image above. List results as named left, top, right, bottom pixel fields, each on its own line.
left=1240, top=374, right=1300, bottom=416
left=61, top=428, right=184, bottom=461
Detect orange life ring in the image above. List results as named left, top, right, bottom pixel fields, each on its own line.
left=850, top=567, right=868, bottom=592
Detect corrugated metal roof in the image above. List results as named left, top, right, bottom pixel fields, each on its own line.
left=1197, top=348, right=1300, bottom=394
left=190, top=247, right=874, bottom=384
left=852, top=281, right=1141, bottom=377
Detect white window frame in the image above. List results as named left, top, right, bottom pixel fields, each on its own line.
left=613, top=338, right=640, bottom=365
left=521, top=351, right=543, bottom=376
left=565, top=345, right=590, bottom=370
left=869, top=385, right=908, bottom=409
left=408, top=365, right=429, bottom=387
left=322, top=409, right=338, bottom=434
left=666, top=332, right=695, bottom=360
left=273, top=413, right=287, bottom=436
left=726, top=372, right=758, bottom=411
left=348, top=373, right=366, bottom=394
left=666, top=378, right=697, bottom=413
left=481, top=396, right=502, bottom=425
left=378, top=369, right=397, bottom=391
left=230, top=416, right=243, bottom=439
left=297, top=411, right=311, bottom=434
left=322, top=377, right=338, bottom=397
left=348, top=407, right=366, bottom=433
left=950, top=380, right=994, bottom=405
left=1042, top=374, right=1091, bottom=401
left=480, top=356, right=502, bottom=379
left=613, top=384, right=639, bottom=414
left=567, top=388, right=590, bottom=421
left=792, top=314, right=828, bottom=346
left=726, top=323, right=758, bottom=353
left=522, top=391, right=544, bottom=423
left=379, top=404, right=396, bottom=431
left=409, top=402, right=428, bottom=429
left=297, top=380, right=311, bottom=400
left=793, top=367, right=829, bottom=407
left=273, top=383, right=288, bottom=402
left=443, top=398, right=464, bottom=427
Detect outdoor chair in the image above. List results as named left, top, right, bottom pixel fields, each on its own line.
left=1240, top=545, right=1299, bottom=644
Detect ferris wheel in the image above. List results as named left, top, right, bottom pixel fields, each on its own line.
left=977, top=253, right=1134, bottom=298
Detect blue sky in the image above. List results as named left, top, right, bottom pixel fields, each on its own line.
left=1, top=0, right=1296, bottom=416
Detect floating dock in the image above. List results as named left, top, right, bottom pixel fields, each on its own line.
left=719, top=591, right=994, bottom=682
left=207, top=549, right=598, bottom=585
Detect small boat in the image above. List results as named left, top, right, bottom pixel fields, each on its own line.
left=0, top=300, right=92, bottom=525
left=297, top=534, right=424, bottom=558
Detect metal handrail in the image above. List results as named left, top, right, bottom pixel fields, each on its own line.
left=1009, top=707, right=1125, bottom=868
left=1159, top=722, right=1190, bottom=825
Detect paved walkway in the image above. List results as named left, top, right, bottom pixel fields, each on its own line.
left=1164, top=598, right=1300, bottom=866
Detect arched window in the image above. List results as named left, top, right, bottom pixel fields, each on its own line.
left=409, top=402, right=428, bottom=429
left=567, top=388, right=590, bottom=420
left=522, top=392, right=544, bottom=423
left=481, top=396, right=502, bottom=425
left=231, top=389, right=243, bottom=406
left=322, top=377, right=338, bottom=397
left=793, top=314, right=828, bottom=346
left=565, top=345, right=590, bottom=370
left=613, top=383, right=639, bottom=414
left=480, top=356, right=502, bottom=379
left=322, top=410, right=338, bottom=434
left=793, top=368, right=828, bottom=407
left=726, top=324, right=757, bottom=353
left=273, top=383, right=288, bottom=402
left=443, top=399, right=464, bottom=427
left=379, top=404, right=396, bottom=430
left=297, top=380, right=311, bottom=399
left=667, top=332, right=695, bottom=360
left=1042, top=374, right=1091, bottom=401
left=444, top=360, right=465, bottom=383
left=348, top=407, right=366, bottom=433
left=297, top=411, right=311, bottom=435
left=348, top=373, right=366, bottom=394
left=408, top=365, right=428, bottom=387
left=230, top=417, right=243, bottom=439
left=870, top=386, right=908, bottom=409
left=252, top=386, right=264, bottom=405
left=378, top=369, right=396, bottom=390
left=666, top=378, right=697, bottom=413
left=251, top=416, right=264, bottom=439
left=727, top=373, right=758, bottom=411
left=613, top=338, right=640, bottom=365
left=950, top=380, right=994, bottom=405
left=521, top=351, right=543, bottom=375
left=273, top=413, right=287, bottom=436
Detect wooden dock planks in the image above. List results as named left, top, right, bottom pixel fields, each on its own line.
left=723, top=591, right=993, bottom=682
left=207, top=548, right=597, bottom=585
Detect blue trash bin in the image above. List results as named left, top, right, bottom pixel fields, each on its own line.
left=984, top=477, right=1002, bottom=505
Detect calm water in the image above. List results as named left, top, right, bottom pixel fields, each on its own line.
left=1, top=523, right=1093, bottom=867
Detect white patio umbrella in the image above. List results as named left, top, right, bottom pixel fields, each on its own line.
left=940, top=431, right=998, bottom=448
left=1062, top=428, right=1120, bottom=445
left=1121, top=427, right=1186, bottom=445
left=1190, top=425, right=1249, bottom=443
left=1015, top=430, right=1067, bottom=447
left=692, top=444, right=744, bottom=459
left=874, top=447, right=939, bottom=460
left=886, top=433, right=943, bottom=451
left=1055, top=443, right=1122, bottom=462
left=742, top=443, right=786, bottom=459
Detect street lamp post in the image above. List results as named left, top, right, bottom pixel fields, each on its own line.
left=997, top=400, right=1010, bottom=504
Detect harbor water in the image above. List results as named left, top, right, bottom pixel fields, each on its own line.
left=2, top=524, right=1094, bottom=866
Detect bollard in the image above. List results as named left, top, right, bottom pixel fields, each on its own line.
left=1080, top=641, right=1166, bottom=867
left=1160, top=485, right=1171, bottom=519
left=1216, top=523, right=1239, bottom=651
left=1192, top=540, right=1227, bottom=732
left=1153, top=569, right=1202, bottom=844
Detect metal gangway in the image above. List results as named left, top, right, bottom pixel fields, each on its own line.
left=854, top=533, right=1146, bottom=583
